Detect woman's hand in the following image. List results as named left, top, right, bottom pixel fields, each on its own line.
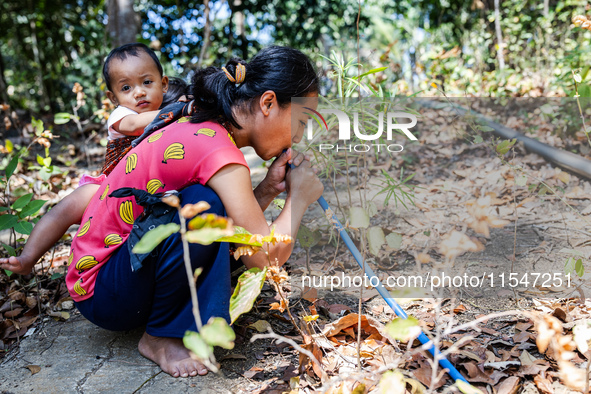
left=253, top=148, right=292, bottom=210
left=261, top=148, right=291, bottom=195
left=286, top=151, right=324, bottom=207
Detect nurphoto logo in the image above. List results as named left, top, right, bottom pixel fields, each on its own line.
left=304, top=106, right=418, bottom=153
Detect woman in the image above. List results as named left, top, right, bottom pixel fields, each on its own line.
left=65, top=46, right=323, bottom=378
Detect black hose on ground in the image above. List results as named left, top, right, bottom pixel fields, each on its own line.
left=418, top=101, right=591, bottom=180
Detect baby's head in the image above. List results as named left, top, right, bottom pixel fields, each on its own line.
left=103, top=43, right=169, bottom=113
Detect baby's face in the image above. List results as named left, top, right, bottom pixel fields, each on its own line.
left=106, top=51, right=168, bottom=113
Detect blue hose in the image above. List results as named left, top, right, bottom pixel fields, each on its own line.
left=315, top=196, right=467, bottom=382
left=287, top=157, right=467, bottom=381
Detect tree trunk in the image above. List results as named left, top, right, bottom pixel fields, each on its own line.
left=227, top=8, right=234, bottom=57
left=494, top=0, right=505, bottom=70
left=0, top=48, right=9, bottom=104
left=197, top=0, right=212, bottom=68
left=233, top=0, right=248, bottom=59
left=107, top=0, right=139, bottom=47
left=27, top=13, right=51, bottom=111
left=543, top=0, right=549, bottom=17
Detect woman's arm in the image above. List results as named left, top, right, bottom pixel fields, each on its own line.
left=207, top=154, right=323, bottom=269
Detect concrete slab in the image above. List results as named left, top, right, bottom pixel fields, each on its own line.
left=0, top=315, right=247, bottom=393
left=0, top=147, right=266, bottom=394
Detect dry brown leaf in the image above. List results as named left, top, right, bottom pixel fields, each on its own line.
left=322, top=314, right=370, bottom=337
left=462, top=362, right=495, bottom=384
left=454, top=304, right=467, bottom=313
left=371, top=305, right=384, bottom=315
left=513, top=331, right=531, bottom=343
left=518, top=350, right=536, bottom=366
left=533, top=375, right=554, bottom=394
left=514, top=321, right=533, bottom=331
left=439, top=231, right=485, bottom=259
left=248, top=320, right=271, bottom=333
left=243, top=366, right=264, bottom=379
left=302, top=286, right=317, bottom=301
left=4, top=308, right=23, bottom=318
left=416, top=252, right=431, bottom=264
left=25, top=365, right=41, bottom=375
left=551, top=307, right=571, bottom=323
left=25, top=296, right=37, bottom=309
left=220, top=354, right=247, bottom=361
left=299, top=332, right=324, bottom=380
left=234, top=245, right=261, bottom=260
left=8, top=291, right=25, bottom=303
left=327, top=304, right=351, bottom=315
left=412, top=359, right=447, bottom=389
left=556, top=170, right=570, bottom=184
left=269, top=299, right=288, bottom=313
left=495, top=376, right=520, bottom=394
left=458, top=350, right=484, bottom=363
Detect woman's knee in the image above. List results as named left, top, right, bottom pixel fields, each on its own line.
left=180, top=184, right=224, bottom=215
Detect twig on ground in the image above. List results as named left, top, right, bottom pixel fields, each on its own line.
left=443, top=310, right=529, bottom=335
left=251, top=329, right=328, bottom=382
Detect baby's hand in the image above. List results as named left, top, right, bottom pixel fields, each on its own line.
left=0, top=256, right=32, bottom=276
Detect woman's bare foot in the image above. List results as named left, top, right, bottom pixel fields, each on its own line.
left=138, top=332, right=208, bottom=378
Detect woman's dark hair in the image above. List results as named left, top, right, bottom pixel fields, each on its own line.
left=103, top=43, right=163, bottom=91
left=189, top=46, right=318, bottom=129
left=161, top=77, right=189, bottom=108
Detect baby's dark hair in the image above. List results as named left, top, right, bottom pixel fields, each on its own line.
left=103, top=43, right=163, bottom=91
left=161, top=77, right=189, bottom=108
left=189, top=46, right=318, bottom=129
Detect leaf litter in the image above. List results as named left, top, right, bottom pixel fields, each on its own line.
left=3, top=104, right=591, bottom=392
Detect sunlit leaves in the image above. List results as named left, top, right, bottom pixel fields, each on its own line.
left=229, top=267, right=267, bottom=324
left=385, top=232, right=403, bottom=249
left=564, top=256, right=585, bottom=278
left=384, top=316, right=421, bottom=341
left=297, top=224, right=321, bottom=248
left=496, top=138, right=517, bottom=155
left=367, top=226, right=385, bottom=256
left=374, top=167, right=417, bottom=209
left=186, top=212, right=234, bottom=245
left=53, top=113, right=73, bottom=125
left=183, top=331, right=213, bottom=361
left=349, top=207, right=369, bottom=229
left=456, top=380, right=485, bottom=394
left=11, top=193, right=33, bottom=210
left=5, top=155, right=19, bottom=180
left=200, top=317, right=235, bottom=349
left=132, top=223, right=181, bottom=254
left=0, top=214, right=18, bottom=231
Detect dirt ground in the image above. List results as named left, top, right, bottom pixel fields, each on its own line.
left=2, top=99, right=591, bottom=392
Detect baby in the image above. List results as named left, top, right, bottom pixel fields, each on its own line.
left=0, top=43, right=180, bottom=275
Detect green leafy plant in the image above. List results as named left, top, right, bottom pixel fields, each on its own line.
left=372, top=167, right=417, bottom=209
left=0, top=117, right=60, bottom=275
left=132, top=197, right=295, bottom=371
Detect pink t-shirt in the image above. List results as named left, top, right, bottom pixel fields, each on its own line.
left=66, top=119, right=248, bottom=302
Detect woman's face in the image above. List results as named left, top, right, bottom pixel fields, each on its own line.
left=250, top=92, right=318, bottom=161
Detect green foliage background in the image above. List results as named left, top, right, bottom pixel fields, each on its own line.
left=2, top=0, right=591, bottom=117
